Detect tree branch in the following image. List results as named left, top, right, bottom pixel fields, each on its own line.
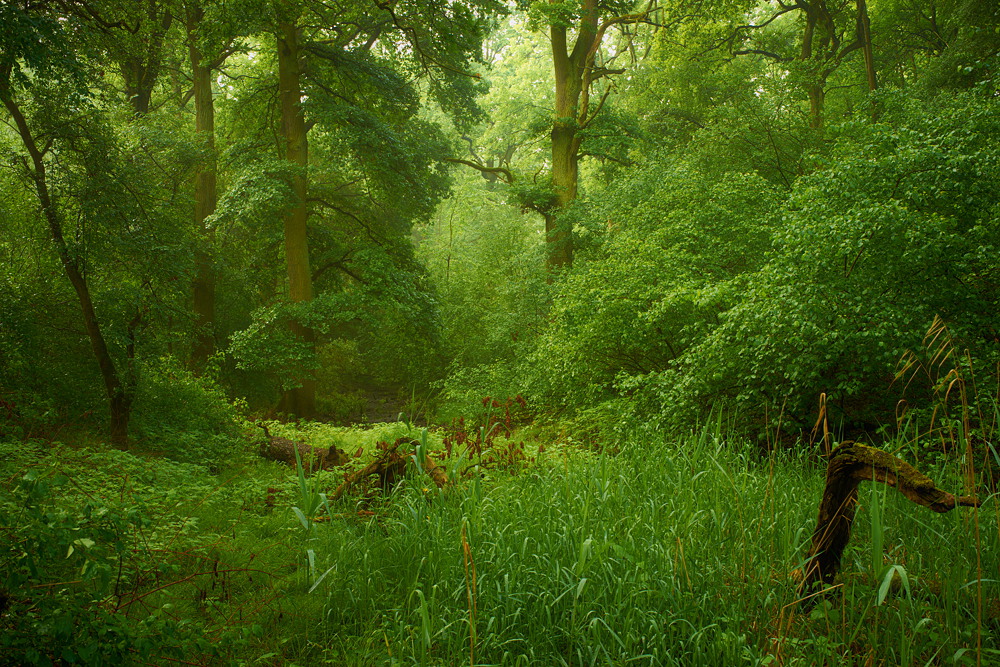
left=443, top=157, right=514, bottom=184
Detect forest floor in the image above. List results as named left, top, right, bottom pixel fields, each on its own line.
left=1, top=420, right=998, bottom=666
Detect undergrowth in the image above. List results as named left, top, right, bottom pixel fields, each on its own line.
left=1, top=417, right=997, bottom=665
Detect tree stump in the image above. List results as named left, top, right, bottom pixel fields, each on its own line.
left=797, top=441, right=979, bottom=601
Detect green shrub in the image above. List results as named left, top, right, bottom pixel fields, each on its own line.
left=522, top=164, right=778, bottom=421
left=522, top=91, right=1000, bottom=440
left=0, top=450, right=224, bottom=664
left=655, top=91, right=1000, bottom=436
left=130, top=356, right=247, bottom=469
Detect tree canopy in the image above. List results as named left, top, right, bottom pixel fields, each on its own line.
left=1, top=0, right=997, bottom=444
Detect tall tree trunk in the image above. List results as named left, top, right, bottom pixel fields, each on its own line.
left=547, top=0, right=597, bottom=272
left=0, top=80, right=132, bottom=448
left=856, top=0, right=877, bottom=92
left=807, top=84, right=825, bottom=129
left=277, top=20, right=316, bottom=418
left=549, top=22, right=575, bottom=272
left=548, top=116, right=577, bottom=270
left=119, top=1, right=172, bottom=114
left=188, top=8, right=218, bottom=372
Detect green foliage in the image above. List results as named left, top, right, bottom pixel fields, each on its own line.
left=0, top=3, right=87, bottom=97
left=228, top=239, right=444, bottom=402
left=524, top=162, right=778, bottom=418
left=500, top=90, right=1000, bottom=440
left=0, top=445, right=228, bottom=664
left=2, top=417, right=997, bottom=665
left=524, top=1, right=579, bottom=30
left=656, top=92, right=1000, bottom=434
left=416, top=172, right=550, bottom=416
left=130, top=357, right=247, bottom=469
left=302, top=427, right=997, bottom=665
left=632, top=24, right=814, bottom=189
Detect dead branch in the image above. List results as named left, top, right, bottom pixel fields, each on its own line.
left=795, top=441, right=979, bottom=601
left=422, top=455, right=450, bottom=489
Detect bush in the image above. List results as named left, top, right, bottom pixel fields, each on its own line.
left=520, top=91, right=1000, bottom=441
left=130, top=356, right=247, bottom=469
left=653, top=91, right=1000, bottom=436
left=0, top=446, right=224, bottom=664
left=522, top=164, right=778, bottom=419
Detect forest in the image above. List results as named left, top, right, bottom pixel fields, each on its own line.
left=1, top=0, right=998, bottom=664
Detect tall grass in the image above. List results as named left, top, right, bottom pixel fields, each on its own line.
left=2, top=415, right=995, bottom=665
left=294, top=424, right=998, bottom=666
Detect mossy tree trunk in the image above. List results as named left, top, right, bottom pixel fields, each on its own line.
left=548, top=8, right=590, bottom=271
left=546, top=1, right=654, bottom=272
left=277, top=19, right=317, bottom=418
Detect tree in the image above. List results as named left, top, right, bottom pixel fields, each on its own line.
left=274, top=12, right=316, bottom=416
left=215, top=0, right=504, bottom=417
left=1, top=7, right=134, bottom=445
left=518, top=0, right=665, bottom=270
left=184, top=2, right=222, bottom=371
left=875, top=0, right=1000, bottom=92
left=724, top=0, right=881, bottom=129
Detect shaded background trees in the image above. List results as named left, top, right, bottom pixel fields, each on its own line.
left=1, top=0, right=998, bottom=448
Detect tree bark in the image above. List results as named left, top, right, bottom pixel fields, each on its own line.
left=796, top=442, right=979, bottom=601
left=546, top=0, right=599, bottom=272
left=548, top=122, right=578, bottom=270
left=856, top=0, right=877, bottom=93
left=277, top=20, right=317, bottom=418
left=548, top=22, right=577, bottom=272
left=0, top=78, right=132, bottom=448
left=188, top=7, right=218, bottom=372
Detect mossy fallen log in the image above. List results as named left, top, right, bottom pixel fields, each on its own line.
left=796, top=441, right=979, bottom=601
left=258, top=423, right=349, bottom=473
left=327, top=437, right=451, bottom=502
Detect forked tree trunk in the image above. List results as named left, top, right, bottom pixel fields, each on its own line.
left=797, top=442, right=979, bottom=600
left=119, top=1, right=172, bottom=115
left=0, top=80, right=132, bottom=449
left=277, top=20, right=317, bottom=418
left=546, top=0, right=598, bottom=273
left=188, top=7, right=218, bottom=372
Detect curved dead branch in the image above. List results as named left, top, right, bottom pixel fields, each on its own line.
left=796, top=441, right=979, bottom=602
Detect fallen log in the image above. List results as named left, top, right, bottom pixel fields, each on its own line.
left=327, top=438, right=451, bottom=501
left=328, top=458, right=397, bottom=502
left=258, top=423, right=349, bottom=473
left=396, top=437, right=452, bottom=490
left=796, top=441, right=979, bottom=601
